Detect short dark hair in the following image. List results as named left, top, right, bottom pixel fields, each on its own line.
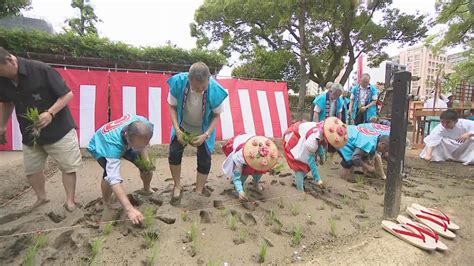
left=440, top=110, right=459, bottom=121
left=0, top=47, right=12, bottom=64
left=379, top=135, right=390, bottom=145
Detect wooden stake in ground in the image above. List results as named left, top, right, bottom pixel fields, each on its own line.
left=383, top=71, right=411, bottom=219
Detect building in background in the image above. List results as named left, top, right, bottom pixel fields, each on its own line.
left=447, top=51, right=467, bottom=68
left=398, top=45, right=451, bottom=97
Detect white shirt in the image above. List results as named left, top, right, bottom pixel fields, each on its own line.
left=423, top=98, right=448, bottom=110
left=424, top=119, right=474, bottom=147
left=350, top=85, right=377, bottom=105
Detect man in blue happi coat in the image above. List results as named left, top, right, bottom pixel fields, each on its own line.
left=88, top=114, right=154, bottom=224
left=348, top=73, right=379, bottom=125
left=337, top=125, right=389, bottom=182
left=167, top=62, right=228, bottom=205
left=313, top=83, right=344, bottom=122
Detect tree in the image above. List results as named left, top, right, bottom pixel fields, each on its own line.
left=65, top=0, right=101, bottom=36
left=432, top=0, right=473, bottom=84
left=435, top=0, right=473, bottom=48
left=232, top=47, right=299, bottom=91
left=0, top=0, right=31, bottom=18
left=191, top=0, right=428, bottom=118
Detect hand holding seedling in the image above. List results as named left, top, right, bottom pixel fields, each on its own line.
left=126, top=207, right=144, bottom=225
left=176, top=129, right=187, bottom=145
left=192, top=134, right=207, bottom=147
left=35, top=111, right=53, bottom=129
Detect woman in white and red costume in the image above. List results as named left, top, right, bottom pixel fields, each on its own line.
left=282, top=117, right=348, bottom=191
left=222, top=134, right=279, bottom=200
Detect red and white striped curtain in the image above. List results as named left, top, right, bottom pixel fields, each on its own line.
left=1, top=70, right=290, bottom=150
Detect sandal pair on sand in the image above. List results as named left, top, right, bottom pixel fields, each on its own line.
left=382, top=203, right=460, bottom=251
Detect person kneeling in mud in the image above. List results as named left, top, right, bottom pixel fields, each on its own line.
left=88, top=114, right=155, bottom=224
left=337, top=125, right=389, bottom=182
left=222, top=134, right=279, bottom=202
left=282, top=117, right=348, bottom=191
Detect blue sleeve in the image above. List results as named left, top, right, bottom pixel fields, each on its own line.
left=167, top=73, right=187, bottom=99
left=208, top=78, right=228, bottom=109
left=307, top=155, right=321, bottom=182
left=232, top=170, right=244, bottom=194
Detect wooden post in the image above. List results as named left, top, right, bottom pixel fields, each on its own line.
left=384, top=71, right=411, bottom=219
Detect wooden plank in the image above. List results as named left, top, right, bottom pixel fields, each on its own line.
left=384, top=71, right=411, bottom=219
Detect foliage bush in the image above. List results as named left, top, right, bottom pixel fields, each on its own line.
left=0, top=28, right=226, bottom=70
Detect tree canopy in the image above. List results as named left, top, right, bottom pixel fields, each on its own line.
left=0, top=0, right=31, bottom=18
left=191, top=0, right=429, bottom=116
left=65, top=0, right=101, bottom=36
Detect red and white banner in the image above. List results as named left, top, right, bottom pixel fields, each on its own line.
left=109, top=72, right=172, bottom=145
left=0, top=68, right=109, bottom=151
left=215, top=78, right=290, bottom=141
left=2, top=70, right=290, bottom=151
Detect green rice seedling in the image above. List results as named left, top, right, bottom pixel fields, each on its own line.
left=181, top=211, right=189, bottom=222
left=187, top=221, right=198, bottom=243
left=207, top=257, right=218, bottom=266
left=143, top=206, right=155, bottom=229
left=238, top=229, right=249, bottom=243
left=329, top=218, right=337, bottom=238
left=90, top=237, right=104, bottom=265
left=355, top=175, right=365, bottom=187
left=20, top=107, right=41, bottom=146
left=22, top=233, right=47, bottom=266
left=292, top=225, right=303, bottom=246
left=182, top=132, right=198, bottom=145
left=257, top=242, right=268, bottom=263
left=270, top=163, right=285, bottom=174
left=265, top=209, right=277, bottom=226
left=359, top=204, right=366, bottom=214
left=134, top=153, right=156, bottom=172
left=307, top=213, right=314, bottom=224
left=143, top=230, right=159, bottom=249
left=146, top=245, right=159, bottom=266
left=277, top=197, right=284, bottom=209
left=102, top=222, right=113, bottom=236
left=228, top=214, right=238, bottom=231
left=290, top=203, right=301, bottom=216
left=342, top=194, right=350, bottom=205
left=319, top=203, right=326, bottom=210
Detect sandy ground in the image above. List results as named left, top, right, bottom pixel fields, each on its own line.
left=0, top=147, right=473, bottom=265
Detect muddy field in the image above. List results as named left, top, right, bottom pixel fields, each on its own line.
left=0, top=147, right=473, bottom=265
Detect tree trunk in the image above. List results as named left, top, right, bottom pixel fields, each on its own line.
left=296, top=6, right=307, bottom=121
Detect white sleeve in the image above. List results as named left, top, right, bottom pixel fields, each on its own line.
left=314, top=104, right=321, bottom=112
left=304, top=134, right=319, bottom=154
left=167, top=92, right=178, bottom=106
left=350, top=94, right=354, bottom=100
left=371, top=93, right=378, bottom=101
left=212, top=102, right=224, bottom=114
left=104, top=158, right=123, bottom=186
left=233, top=149, right=246, bottom=167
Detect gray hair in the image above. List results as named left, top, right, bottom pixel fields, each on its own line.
left=188, top=62, right=211, bottom=82
left=126, top=121, right=153, bottom=140
left=0, top=47, right=12, bottom=64
left=330, top=83, right=343, bottom=93
left=360, top=73, right=371, bottom=82
left=325, top=82, right=334, bottom=89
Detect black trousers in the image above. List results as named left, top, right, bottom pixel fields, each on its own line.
left=168, top=136, right=211, bottom=175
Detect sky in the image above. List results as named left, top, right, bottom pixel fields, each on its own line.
left=23, top=0, right=442, bottom=75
